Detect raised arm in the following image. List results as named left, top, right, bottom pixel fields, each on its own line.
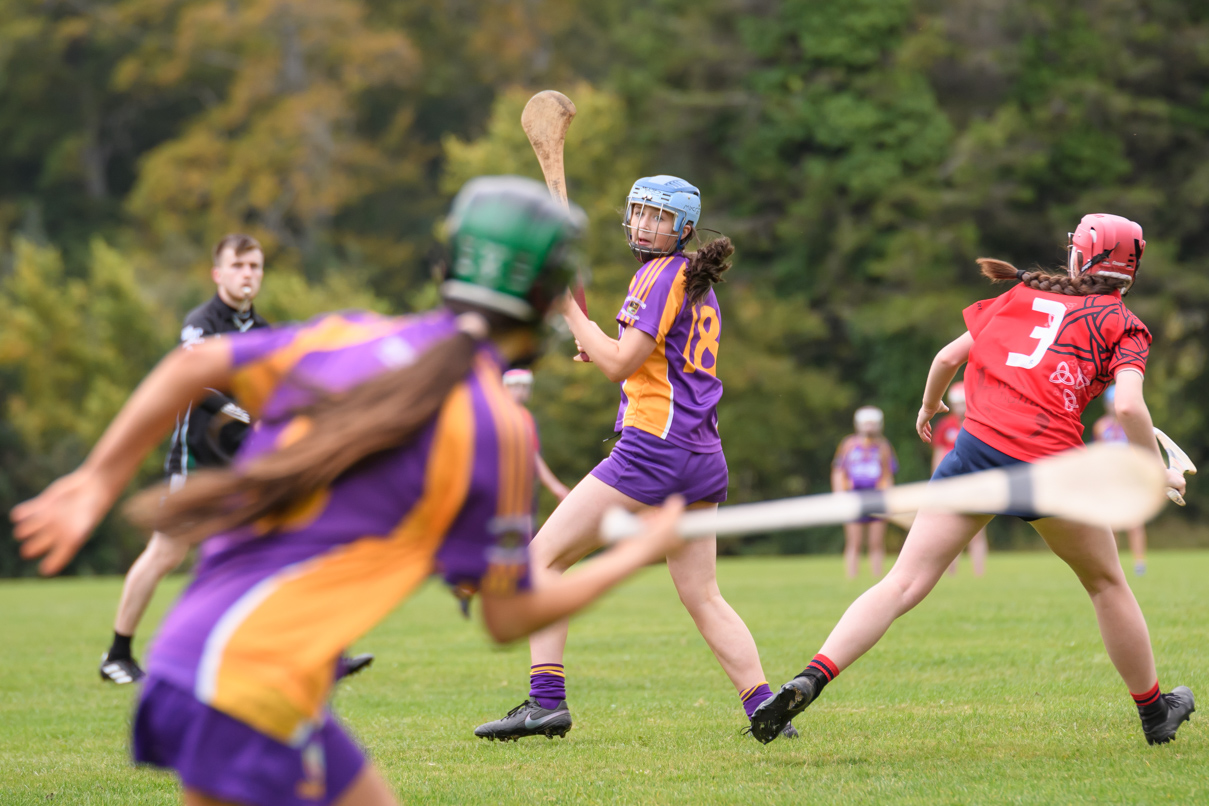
left=11, top=339, right=235, bottom=575
left=560, top=294, right=656, bottom=383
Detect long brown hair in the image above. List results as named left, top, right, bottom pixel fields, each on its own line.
left=126, top=331, right=479, bottom=543
left=682, top=236, right=734, bottom=306
left=977, top=258, right=1130, bottom=295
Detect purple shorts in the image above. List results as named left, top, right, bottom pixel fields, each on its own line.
left=590, top=427, right=728, bottom=506
left=132, top=676, right=365, bottom=806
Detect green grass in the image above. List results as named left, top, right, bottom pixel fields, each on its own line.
left=2, top=552, right=1207, bottom=804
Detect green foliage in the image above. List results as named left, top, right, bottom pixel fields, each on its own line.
left=3, top=0, right=1209, bottom=574
left=0, top=239, right=174, bottom=575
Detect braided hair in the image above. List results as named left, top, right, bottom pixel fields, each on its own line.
left=682, top=236, right=733, bottom=306
left=977, top=258, right=1130, bottom=296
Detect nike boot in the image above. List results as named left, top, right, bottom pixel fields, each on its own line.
left=750, top=674, right=822, bottom=744
left=474, top=698, right=572, bottom=741
left=1142, top=686, right=1195, bottom=745
left=99, top=652, right=145, bottom=685
left=336, top=653, right=375, bottom=681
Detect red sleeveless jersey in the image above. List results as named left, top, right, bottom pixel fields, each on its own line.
left=961, top=284, right=1150, bottom=462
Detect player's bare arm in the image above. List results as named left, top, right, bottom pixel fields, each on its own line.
left=560, top=294, right=657, bottom=382
left=480, top=498, right=685, bottom=643
left=917, top=331, right=972, bottom=442
left=12, top=339, right=235, bottom=575
left=1113, top=369, right=1185, bottom=496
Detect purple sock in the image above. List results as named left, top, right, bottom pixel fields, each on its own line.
left=740, top=682, right=773, bottom=719
left=529, top=663, right=565, bottom=709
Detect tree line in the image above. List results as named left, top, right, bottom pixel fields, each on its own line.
left=2, top=0, right=1207, bottom=574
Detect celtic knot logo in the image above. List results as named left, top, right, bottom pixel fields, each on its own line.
left=1063, top=389, right=1078, bottom=411
left=1049, top=361, right=1088, bottom=389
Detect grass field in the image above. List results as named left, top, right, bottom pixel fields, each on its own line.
left=2, top=551, right=1206, bottom=805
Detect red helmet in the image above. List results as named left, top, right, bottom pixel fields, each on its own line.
left=1067, top=214, right=1145, bottom=291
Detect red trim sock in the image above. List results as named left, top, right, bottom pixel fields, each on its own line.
left=805, top=654, right=839, bottom=683
left=1131, top=681, right=1162, bottom=714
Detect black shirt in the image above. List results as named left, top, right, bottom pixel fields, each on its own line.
left=164, top=294, right=269, bottom=476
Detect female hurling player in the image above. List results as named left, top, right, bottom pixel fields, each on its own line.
left=474, top=175, right=796, bottom=742
left=832, top=406, right=898, bottom=579
left=13, top=177, right=688, bottom=806
left=751, top=214, right=1194, bottom=748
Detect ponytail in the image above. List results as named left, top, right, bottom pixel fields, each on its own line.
left=683, top=236, right=733, bottom=306
left=977, top=258, right=1130, bottom=296
left=126, top=332, right=479, bottom=543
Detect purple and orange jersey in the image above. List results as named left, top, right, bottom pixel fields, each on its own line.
left=833, top=435, right=898, bottom=491
left=145, top=310, right=535, bottom=745
left=614, top=254, right=723, bottom=453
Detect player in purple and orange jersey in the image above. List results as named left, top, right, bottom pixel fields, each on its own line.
left=502, top=368, right=571, bottom=504
left=832, top=406, right=898, bottom=579
left=11, top=177, right=689, bottom=806
left=752, top=214, right=1195, bottom=748
left=1094, top=383, right=1148, bottom=575
left=930, top=382, right=988, bottom=576
left=475, top=175, right=797, bottom=743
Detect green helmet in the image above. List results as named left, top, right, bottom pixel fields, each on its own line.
left=442, top=176, right=585, bottom=322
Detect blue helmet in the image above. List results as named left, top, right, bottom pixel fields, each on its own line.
left=622, top=175, right=701, bottom=263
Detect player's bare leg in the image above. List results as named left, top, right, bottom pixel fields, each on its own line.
left=819, top=511, right=992, bottom=669
left=1031, top=516, right=1192, bottom=743
left=114, top=531, right=190, bottom=637
left=748, top=511, right=990, bottom=742
left=969, top=529, right=988, bottom=576
left=868, top=520, right=886, bottom=579
left=1030, top=518, right=1156, bottom=691
left=843, top=522, right=863, bottom=579
left=101, top=531, right=189, bottom=684
left=665, top=505, right=766, bottom=692
left=1127, top=525, right=1147, bottom=575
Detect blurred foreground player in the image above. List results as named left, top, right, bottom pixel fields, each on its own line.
left=930, top=382, right=988, bottom=576
left=753, top=214, right=1194, bottom=747
left=101, top=234, right=270, bottom=684
left=502, top=369, right=571, bottom=503
left=13, top=177, right=689, bottom=806
left=476, top=175, right=796, bottom=741
left=1094, top=383, right=1148, bottom=575
left=832, top=406, right=897, bottom=579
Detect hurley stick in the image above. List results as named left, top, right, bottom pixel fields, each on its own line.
left=602, top=443, right=1167, bottom=541
left=1154, top=426, right=1196, bottom=505
left=521, top=90, right=590, bottom=322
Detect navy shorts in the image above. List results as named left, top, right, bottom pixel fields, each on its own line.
left=931, top=429, right=1042, bottom=521
left=590, top=427, right=728, bottom=506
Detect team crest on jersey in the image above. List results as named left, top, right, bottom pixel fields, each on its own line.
left=180, top=325, right=205, bottom=347
left=622, top=296, right=645, bottom=319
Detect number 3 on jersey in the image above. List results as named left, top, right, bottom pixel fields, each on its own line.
left=1006, top=298, right=1066, bottom=369
left=682, top=304, right=719, bottom=376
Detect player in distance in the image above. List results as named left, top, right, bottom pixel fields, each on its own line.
left=12, top=177, right=688, bottom=806
left=751, top=214, right=1194, bottom=747
left=502, top=368, right=571, bottom=504
left=929, top=382, right=989, bottom=576
left=1094, top=383, right=1149, bottom=575
left=100, top=234, right=270, bottom=685
left=832, top=406, right=898, bottom=579
left=475, top=175, right=797, bottom=742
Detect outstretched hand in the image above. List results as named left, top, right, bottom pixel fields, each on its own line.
left=916, top=401, right=950, bottom=443
left=11, top=469, right=113, bottom=576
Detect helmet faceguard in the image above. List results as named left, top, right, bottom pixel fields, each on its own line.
left=622, top=175, right=702, bottom=263
left=443, top=176, right=585, bottom=323
left=1066, top=214, right=1145, bottom=293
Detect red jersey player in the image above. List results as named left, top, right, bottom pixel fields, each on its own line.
left=752, top=214, right=1194, bottom=749
left=930, top=382, right=987, bottom=576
